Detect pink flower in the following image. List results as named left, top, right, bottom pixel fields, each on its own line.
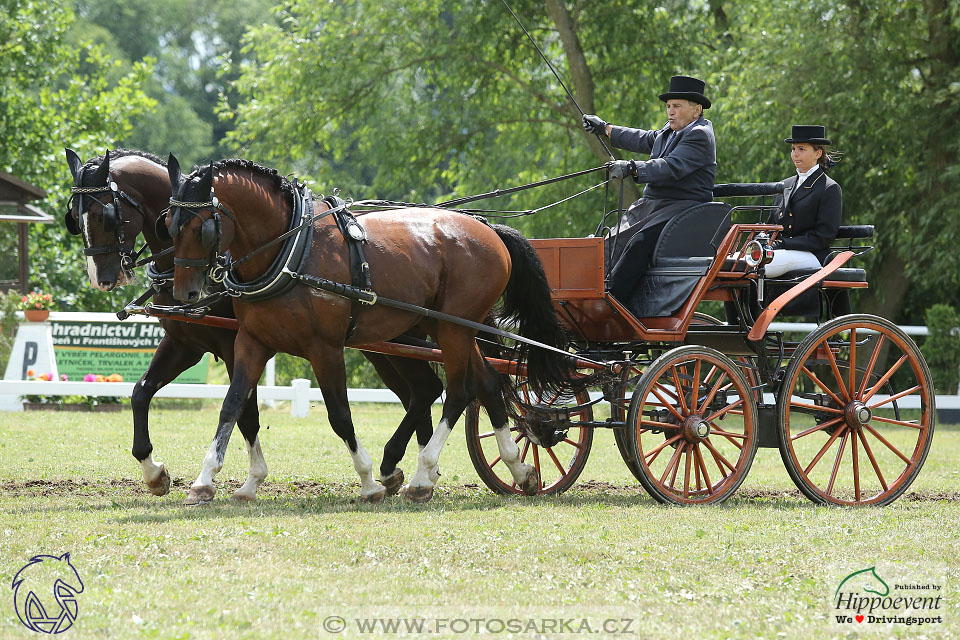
left=60, top=374, right=69, bottom=381
left=83, top=374, right=97, bottom=382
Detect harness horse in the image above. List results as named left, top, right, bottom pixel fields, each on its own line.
left=162, top=156, right=579, bottom=503
left=64, top=149, right=447, bottom=502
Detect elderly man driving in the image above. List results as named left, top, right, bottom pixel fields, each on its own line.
left=583, top=75, right=716, bottom=304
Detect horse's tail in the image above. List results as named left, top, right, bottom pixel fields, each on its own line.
left=492, top=224, right=576, bottom=397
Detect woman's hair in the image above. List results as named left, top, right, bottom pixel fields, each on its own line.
left=812, top=144, right=842, bottom=171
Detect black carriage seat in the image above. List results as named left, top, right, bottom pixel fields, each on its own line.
left=626, top=201, right=732, bottom=318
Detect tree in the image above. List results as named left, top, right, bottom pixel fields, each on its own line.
left=1, top=0, right=154, bottom=310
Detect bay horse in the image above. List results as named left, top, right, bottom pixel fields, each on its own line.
left=165, top=157, right=576, bottom=502
left=64, top=149, right=443, bottom=502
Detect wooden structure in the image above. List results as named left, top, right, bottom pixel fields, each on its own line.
left=0, top=170, right=53, bottom=293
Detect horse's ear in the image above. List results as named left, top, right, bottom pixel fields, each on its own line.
left=64, top=148, right=83, bottom=180
left=198, top=162, right=214, bottom=198
left=167, top=154, right=182, bottom=193
left=90, top=150, right=110, bottom=185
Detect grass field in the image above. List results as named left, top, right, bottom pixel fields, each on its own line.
left=1, top=403, right=958, bottom=639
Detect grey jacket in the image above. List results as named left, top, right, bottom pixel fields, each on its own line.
left=608, top=116, right=716, bottom=203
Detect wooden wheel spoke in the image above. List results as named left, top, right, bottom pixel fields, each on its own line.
left=848, top=328, right=857, bottom=400
left=868, top=385, right=922, bottom=410
left=820, top=339, right=851, bottom=403
left=862, top=354, right=908, bottom=403
left=694, top=446, right=713, bottom=494
left=788, top=401, right=844, bottom=415
left=520, top=440, right=530, bottom=463
left=694, top=451, right=702, bottom=491
left=640, top=418, right=682, bottom=430
left=546, top=445, right=566, bottom=475
left=857, top=334, right=885, bottom=398
left=790, top=416, right=844, bottom=441
left=826, top=431, right=849, bottom=497
left=799, top=366, right=846, bottom=408
left=479, top=430, right=497, bottom=439
left=562, top=437, right=583, bottom=449
left=851, top=430, right=861, bottom=502
left=659, top=443, right=684, bottom=485
left=705, top=398, right=743, bottom=422
left=690, top=358, right=702, bottom=413
left=656, top=379, right=681, bottom=403
left=698, top=371, right=729, bottom=415
left=803, top=426, right=844, bottom=475
left=683, top=444, right=692, bottom=498
left=864, top=425, right=912, bottom=465
left=702, top=437, right=736, bottom=474
left=532, top=445, right=543, bottom=491
left=650, top=387, right=686, bottom=422
left=857, top=429, right=888, bottom=491
left=644, top=434, right=684, bottom=463
left=669, top=368, right=688, bottom=413
left=490, top=455, right=502, bottom=468
left=870, top=415, right=923, bottom=429
left=709, top=427, right=745, bottom=450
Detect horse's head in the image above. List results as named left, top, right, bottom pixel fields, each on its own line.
left=166, top=156, right=234, bottom=303
left=64, top=148, right=155, bottom=290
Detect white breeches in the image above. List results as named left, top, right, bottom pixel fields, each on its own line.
left=764, top=249, right=821, bottom=277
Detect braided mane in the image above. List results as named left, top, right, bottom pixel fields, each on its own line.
left=197, top=158, right=296, bottom=202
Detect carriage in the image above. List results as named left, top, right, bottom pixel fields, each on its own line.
left=66, top=150, right=934, bottom=507
left=458, top=184, right=933, bottom=506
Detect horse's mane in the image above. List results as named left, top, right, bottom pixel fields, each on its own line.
left=82, top=148, right=167, bottom=170
left=198, top=158, right=296, bottom=203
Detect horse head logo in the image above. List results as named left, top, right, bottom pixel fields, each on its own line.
left=11, top=553, right=84, bottom=634
left=835, top=566, right=890, bottom=599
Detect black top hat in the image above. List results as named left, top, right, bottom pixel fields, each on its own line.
left=784, top=125, right=831, bottom=145
left=658, top=75, right=711, bottom=109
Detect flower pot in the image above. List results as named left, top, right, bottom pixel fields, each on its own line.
left=23, top=309, right=50, bottom=322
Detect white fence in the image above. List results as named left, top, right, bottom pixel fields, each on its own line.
left=2, top=322, right=957, bottom=417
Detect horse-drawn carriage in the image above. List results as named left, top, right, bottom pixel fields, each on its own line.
left=65, top=150, right=934, bottom=507
left=465, top=186, right=934, bottom=506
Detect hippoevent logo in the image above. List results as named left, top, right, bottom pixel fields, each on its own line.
left=833, top=566, right=943, bottom=627
left=11, top=553, right=84, bottom=634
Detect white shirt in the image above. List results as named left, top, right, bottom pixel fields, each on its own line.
left=795, top=164, right=819, bottom=187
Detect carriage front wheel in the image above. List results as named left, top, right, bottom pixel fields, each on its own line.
left=465, top=378, right=593, bottom=496
left=777, top=314, right=935, bottom=505
left=627, top=346, right=759, bottom=504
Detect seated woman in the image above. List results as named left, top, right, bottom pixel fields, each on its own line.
left=766, top=124, right=841, bottom=276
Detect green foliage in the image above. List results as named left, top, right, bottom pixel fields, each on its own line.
left=0, top=289, right=21, bottom=368
left=923, top=304, right=960, bottom=394
left=272, top=351, right=387, bottom=389
left=1, top=0, right=155, bottom=311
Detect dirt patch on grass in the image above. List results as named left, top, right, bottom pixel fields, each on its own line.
left=2, top=477, right=958, bottom=503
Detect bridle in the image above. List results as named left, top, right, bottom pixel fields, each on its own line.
left=166, top=190, right=237, bottom=284
left=66, top=163, right=149, bottom=272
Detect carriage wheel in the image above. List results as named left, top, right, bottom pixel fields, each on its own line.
left=777, top=314, right=935, bottom=505
left=465, top=379, right=593, bottom=496
left=626, top=346, right=758, bottom=504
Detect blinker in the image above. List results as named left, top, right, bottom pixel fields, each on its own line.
left=102, top=203, right=118, bottom=232
left=201, top=217, right=217, bottom=249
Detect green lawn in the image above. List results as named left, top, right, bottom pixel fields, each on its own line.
left=1, top=404, right=957, bottom=639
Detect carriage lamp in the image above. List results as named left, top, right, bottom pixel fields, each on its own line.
left=744, top=233, right=775, bottom=269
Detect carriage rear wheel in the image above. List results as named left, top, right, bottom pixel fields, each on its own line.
left=627, top=346, right=758, bottom=504
left=777, top=314, right=935, bottom=505
left=465, top=378, right=593, bottom=496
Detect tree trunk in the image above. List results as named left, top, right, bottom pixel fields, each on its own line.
left=857, top=251, right=911, bottom=321
left=545, top=0, right=638, bottom=200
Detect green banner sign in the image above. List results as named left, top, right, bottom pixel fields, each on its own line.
left=50, top=318, right=209, bottom=383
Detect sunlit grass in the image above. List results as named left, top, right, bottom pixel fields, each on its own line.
left=1, top=405, right=958, bottom=639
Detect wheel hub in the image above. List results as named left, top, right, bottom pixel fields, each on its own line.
left=844, top=401, right=872, bottom=429
left=682, top=415, right=711, bottom=443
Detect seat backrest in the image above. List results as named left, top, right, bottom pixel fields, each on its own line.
left=651, top=202, right=732, bottom=264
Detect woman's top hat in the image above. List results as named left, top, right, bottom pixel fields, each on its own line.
left=784, top=125, right=831, bottom=145
left=658, top=75, right=711, bottom=109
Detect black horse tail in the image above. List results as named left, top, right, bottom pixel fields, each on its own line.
left=492, top=224, right=577, bottom=397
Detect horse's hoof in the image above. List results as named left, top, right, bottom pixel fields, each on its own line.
left=400, top=484, right=434, bottom=503
left=520, top=468, right=540, bottom=496
left=380, top=469, right=404, bottom=496
left=146, top=466, right=171, bottom=496
left=231, top=490, right=256, bottom=502
left=362, top=485, right=387, bottom=504
left=184, top=485, right=215, bottom=506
